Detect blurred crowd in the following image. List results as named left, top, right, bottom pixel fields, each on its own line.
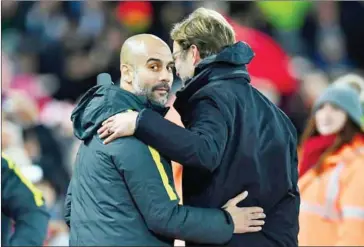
left=2, top=1, right=364, bottom=246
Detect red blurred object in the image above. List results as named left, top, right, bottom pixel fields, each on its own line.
left=10, top=75, right=52, bottom=111
left=227, top=18, right=298, bottom=95
left=116, top=1, right=153, bottom=32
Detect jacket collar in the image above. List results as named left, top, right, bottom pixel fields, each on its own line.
left=323, top=134, right=364, bottom=168
left=174, top=42, right=254, bottom=112
left=194, top=41, right=254, bottom=73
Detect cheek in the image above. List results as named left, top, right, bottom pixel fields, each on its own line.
left=314, top=110, right=330, bottom=134
left=138, top=72, right=155, bottom=88
left=315, top=110, right=348, bottom=134
left=168, top=73, right=174, bottom=84
left=314, top=112, right=324, bottom=126
left=175, top=61, right=181, bottom=72
left=333, top=113, right=347, bottom=129
left=177, top=60, right=186, bottom=72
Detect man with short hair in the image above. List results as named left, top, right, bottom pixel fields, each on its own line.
left=65, top=33, right=265, bottom=246
left=99, top=8, right=300, bottom=247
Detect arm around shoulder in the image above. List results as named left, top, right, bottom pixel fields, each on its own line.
left=135, top=99, right=228, bottom=172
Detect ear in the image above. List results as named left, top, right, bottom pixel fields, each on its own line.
left=190, top=44, right=201, bottom=65
left=120, top=64, right=133, bottom=84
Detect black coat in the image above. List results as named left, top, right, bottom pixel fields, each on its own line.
left=135, top=42, right=300, bottom=247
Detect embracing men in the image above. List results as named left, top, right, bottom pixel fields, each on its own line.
left=98, top=8, right=300, bottom=247
left=65, top=32, right=266, bottom=246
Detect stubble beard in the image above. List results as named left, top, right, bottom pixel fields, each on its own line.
left=132, top=71, right=167, bottom=106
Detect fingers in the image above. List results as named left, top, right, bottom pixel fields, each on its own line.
left=251, top=212, right=266, bottom=219
left=99, top=129, right=112, bottom=139
left=97, top=124, right=109, bottom=135
left=247, top=207, right=264, bottom=214
left=246, top=209, right=265, bottom=221
left=98, top=122, right=114, bottom=139
left=230, top=191, right=248, bottom=206
left=249, top=220, right=265, bottom=226
left=102, top=116, right=115, bottom=126
left=103, top=132, right=119, bottom=145
left=245, top=226, right=262, bottom=233
left=231, top=207, right=266, bottom=234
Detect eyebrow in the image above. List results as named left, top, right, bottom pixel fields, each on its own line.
left=146, top=58, right=175, bottom=67
left=146, top=58, right=162, bottom=64
left=167, top=61, right=175, bottom=67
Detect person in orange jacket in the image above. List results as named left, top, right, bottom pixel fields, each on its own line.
left=165, top=94, right=184, bottom=202
left=298, top=85, right=364, bottom=246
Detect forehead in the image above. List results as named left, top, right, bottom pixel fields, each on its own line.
left=172, top=41, right=182, bottom=52
left=134, top=43, right=173, bottom=65
left=147, top=47, right=173, bottom=62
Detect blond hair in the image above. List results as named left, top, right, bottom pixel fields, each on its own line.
left=170, top=7, right=236, bottom=59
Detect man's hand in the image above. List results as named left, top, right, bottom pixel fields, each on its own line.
left=223, top=191, right=265, bottom=234
left=97, top=111, right=138, bottom=144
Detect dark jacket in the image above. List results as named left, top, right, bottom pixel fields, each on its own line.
left=65, top=82, right=235, bottom=246
left=134, top=42, right=300, bottom=247
left=22, top=124, right=70, bottom=197
left=1, top=154, right=49, bottom=246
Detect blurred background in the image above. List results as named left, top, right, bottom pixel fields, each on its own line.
left=2, top=1, right=364, bottom=245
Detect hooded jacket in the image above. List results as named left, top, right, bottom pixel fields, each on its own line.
left=65, top=81, right=235, bottom=246
left=134, top=42, right=300, bottom=247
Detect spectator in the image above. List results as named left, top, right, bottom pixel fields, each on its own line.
left=298, top=85, right=364, bottom=245
left=1, top=154, right=49, bottom=246
left=19, top=165, right=69, bottom=246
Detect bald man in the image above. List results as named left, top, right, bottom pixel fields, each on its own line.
left=64, top=34, right=265, bottom=246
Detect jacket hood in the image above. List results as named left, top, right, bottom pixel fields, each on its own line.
left=196, top=41, right=255, bottom=71
left=187, top=41, right=254, bottom=88
left=71, top=81, right=168, bottom=141
left=175, top=42, right=254, bottom=108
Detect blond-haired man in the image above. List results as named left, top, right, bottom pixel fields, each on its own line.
left=99, top=8, right=300, bottom=247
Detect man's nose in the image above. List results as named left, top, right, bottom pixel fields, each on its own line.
left=160, top=68, right=172, bottom=82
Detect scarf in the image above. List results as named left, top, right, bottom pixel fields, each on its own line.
left=299, top=134, right=337, bottom=177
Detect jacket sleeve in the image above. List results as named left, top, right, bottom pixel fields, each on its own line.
left=336, top=160, right=364, bottom=246
left=1, top=155, right=50, bottom=246
left=135, top=99, right=228, bottom=172
left=64, top=179, right=72, bottom=228
left=111, top=139, right=234, bottom=244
